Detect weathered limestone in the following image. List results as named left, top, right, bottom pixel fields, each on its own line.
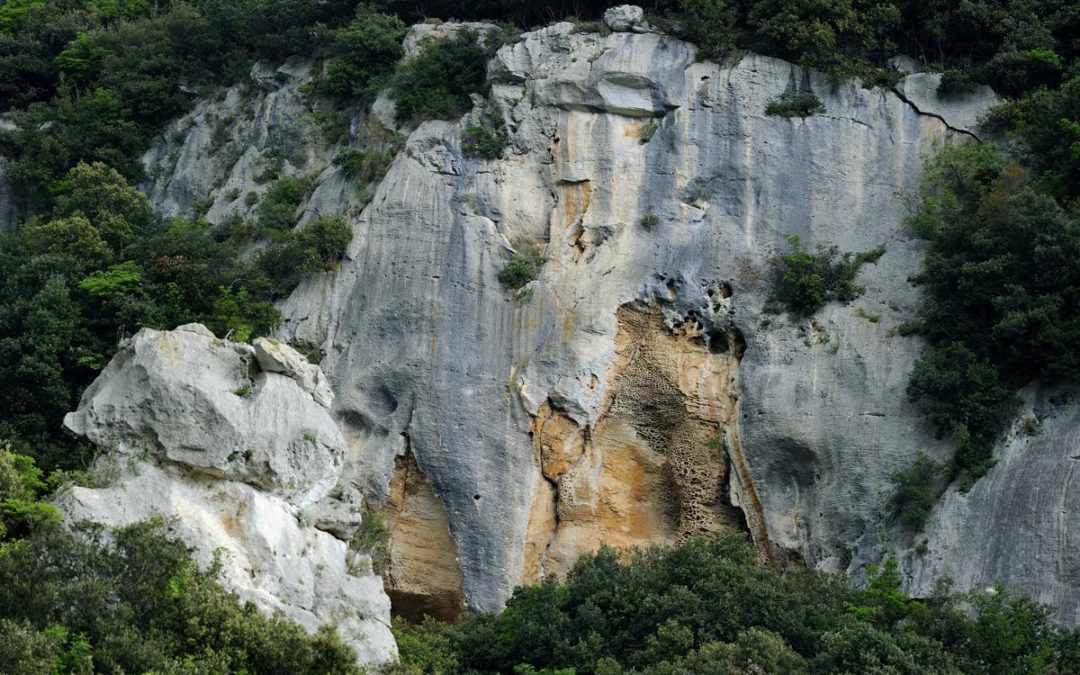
left=59, top=325, right=396, bottom=665
left=269, top=23, right=983, bottom=613
left=603, top=5, right=648, bottom=32
left=906, top=385, right=1080, bottom=626
left=137, top=12, right=1080, bottom=629
left=253, top=336, right=335, bottom=407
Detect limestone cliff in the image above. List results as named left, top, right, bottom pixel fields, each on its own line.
left=63, top=6, right=1080, bottom=631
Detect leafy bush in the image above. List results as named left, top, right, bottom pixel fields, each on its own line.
left=640, top=212, right=660, bottom=229
left=676, top=0, right=738, bottom=59
left=765, top=92, right=825, bottom=117
left=335, top=145, right=399, bottom=183
left=905, top=143, right=1080, bottom=484
left=257, top=216, right=353, bottom=297
left=462, top=124, right=508, bottom=159
left=316, top=4, right=408, bottom=103
left=0, top=518, right=361, bottom=674
left=389, top=533, right=1079, bottom=674
left=771, top=234, right=884, bottom=317
left=890, top=453, right=945, bottom=531
left=391, top=30, right=489, bottom=124
left=0, top=442, right=59, bottom=542
left=937, top=69, right=978, bottom=97
left=256, top=174, right=312, bottom=233
left=497, top=248, right=545, bottom=289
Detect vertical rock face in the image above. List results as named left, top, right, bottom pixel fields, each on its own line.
left=136, top=14, right=1080, bottom=629
left=906, top=385, right=1080, bottom=625
left=267, top=22, right=989, bottom=613
left=58, top=325, right=396, bottom=666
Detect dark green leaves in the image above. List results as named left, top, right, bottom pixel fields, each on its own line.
left=771, top=234, right=884, bottom=317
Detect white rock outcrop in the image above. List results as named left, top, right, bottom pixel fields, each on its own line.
left=603, top=5, right=647, bottom=32
left=58, top=325, right=395, bottom=665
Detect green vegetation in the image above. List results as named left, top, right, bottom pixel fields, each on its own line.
left=772, top=234, right=885, bottom=317
left=937, top=69, right=978, bottom=97
left=0, top=445, right=362, bottom=672
left=389, top=533, right=1080, bottom=674
left=256, top=174, right=313, bottom=234
left=854, top=307, right=880, bottom=323
left=390, top=30, right=490, bottom=124
left=355, top=509, right=390, bottom=575
left=315, top=4, right=409, bottom=104
left=0, top=162, right=350, bottom=469
left=890, top=452, right=945, bottom=531
left=462, top=124, right=508, bottom=160
left=0, top=518, right=361, bottom=673
left=0, top=441, right=59, bottom=542
left=905, top=143, right=1080, bottom=487
left=765, top=92, right=826, bottom=117
left=497, top=248, right=545, bottom=289
left=640, top=212, right=660, bottom=230
left=891, top=318, right=923, bottom=337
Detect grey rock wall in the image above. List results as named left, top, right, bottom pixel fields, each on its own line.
left=137, top=14, right=1080, bottom=626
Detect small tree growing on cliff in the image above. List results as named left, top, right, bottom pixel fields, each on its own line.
left=498, top=248, right=545, bottom=290
left=771, top=234, right=884, bottom=316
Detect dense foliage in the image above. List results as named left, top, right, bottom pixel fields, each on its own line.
left=0, top=162, right=350, bottom=470
left=389, top=533, right=1080, bottom=674
left=889, top=451, right=945, bottom=531
left=765, top=92, right=826, bottom=117
left=771, top=234, right=885, bottom=317
left=0, top=444, right=362, bottom=673
left=904, top=142, right=1080, bottom=488
left=316, top=3, right=409, bottom=104
left=390, top=30, right=492, bottom=124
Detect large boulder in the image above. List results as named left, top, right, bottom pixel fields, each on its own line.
left=58, top=324, right=395, bottom=666
left=603, top=5, right=646, bottom=32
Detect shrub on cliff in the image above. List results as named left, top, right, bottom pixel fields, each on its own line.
left=497, top=248, right=545, bottom=289
left=771, top=234, right=884, bottom=317
left=462, top=124, right=508, bottom=159
left=890, top=452, right=945, bottom=531
left=391, top=30, right=490, bottom=124
left=765, top=92, right=825, bottom=117
left=906, top=143, right=1080, bottom=485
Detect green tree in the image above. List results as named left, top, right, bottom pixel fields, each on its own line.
left=391, top=30, right=490, bottom=124
left=319, top=4, right=408, bottom=103
left=772, top=234, right=884, bottom=316
left=0, top=442, right=59, bottom=541
left=54, top=161, right=156, bottom=254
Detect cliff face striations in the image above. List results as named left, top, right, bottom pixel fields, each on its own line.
left=52, top=5, right=1080, bottom=641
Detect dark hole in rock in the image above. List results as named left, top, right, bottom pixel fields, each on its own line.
left=732, top=327, right=747, bottom=359
left=706, top=328, right=729, bottom=354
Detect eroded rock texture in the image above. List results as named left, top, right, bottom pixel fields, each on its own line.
left=130, top=14, right=1080, bottom=629
left=58, top=325, right=396, bottom=665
